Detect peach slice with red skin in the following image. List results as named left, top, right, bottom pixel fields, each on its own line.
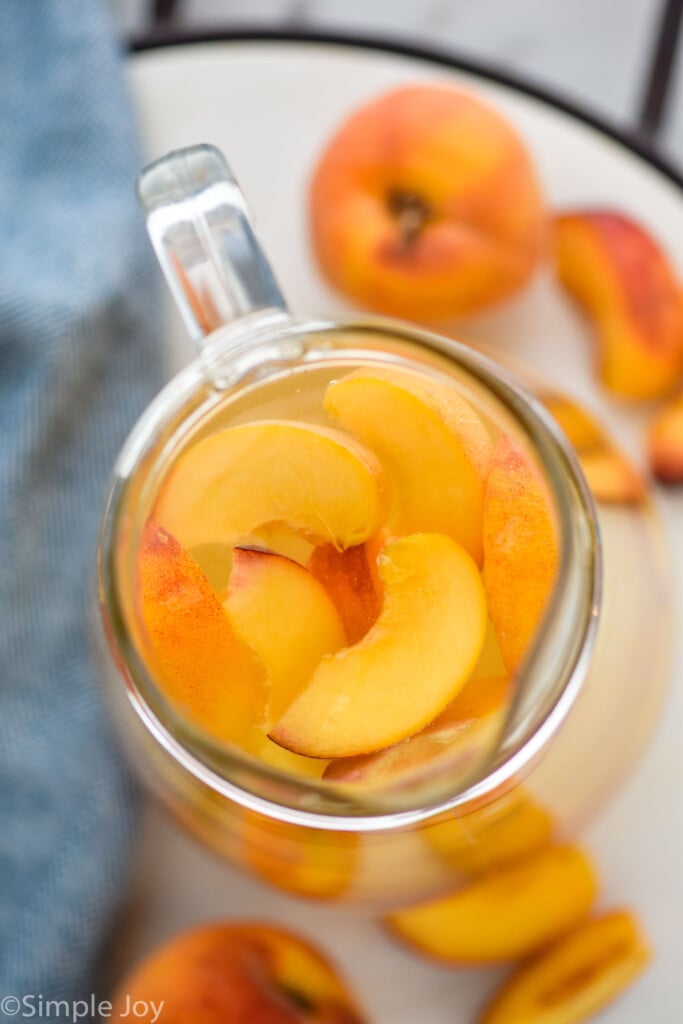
left=136, top=521, right=266, bottom=746
left=308, top=536, right=384, bottom=645
left=648, top=391, right=683, bottom=484
left=309, top=84, right=546, bottom=321
left=479, top=910, right=651, bottom=1024
left=323, top=675, right=509, bottom=785
left=111, top=921, right=367, bottom=1023
left=154, top=420, right=389, bottom=552
left=324, top=368, right=492, bottom=563
left=541, top=392, right=646, bottom=505
left=483, top=435, right=559, bottom=674
left=554, top=211, right=683, bottom=400
left=386, top=845, right=596, bottom=964
left=225, top=547, right=345, bottom=722
left=270, top=533, right=487, bottom=759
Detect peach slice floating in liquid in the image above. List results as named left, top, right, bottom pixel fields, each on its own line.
left=386, top=845, right=597, bottom=964
left=324, top=367, right=492, bottom=564
left=479, top=910, right=651, bottom=1024
left=154, top=420, right=389, bottom=552
left=225, top=546, right=345, bottom=722
left=269, top=533, right=487, bottom=760
left=136, top=521, right=266, bottom=746
left=554, top=210, right=683, bottom=400
left=308, top=535, right=384, bottom=645
left=483, top=435, right=559, bottom=675
left=323, top=674, right=509, bottom=785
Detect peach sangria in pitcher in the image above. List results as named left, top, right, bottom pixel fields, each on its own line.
left=96, top=145, right=673, bottom=912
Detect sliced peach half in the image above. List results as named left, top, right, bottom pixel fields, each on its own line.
left=554, top=210, right=683, bottom=400
left=308, top=535, right=384, bottom=645
left=270, top=533, right=487, bottom=759
left=541, top=393, right=646, bottom=505
left=387, top=845, right=596, bottom=964
left=483, top=436, right=559, bottom=674
left=479, top=910, right=651, bottom=1024
left=136, top=521, right=266, bottom=745
left=225, top=546, right=345, bottom=722
left=324, top=368, right=492, bottom=563
left=424, top=790, right=553, bottom=877
left=155, top=420, right=389, bottom=552
left=324, top=675, right=509, bottom=785
left=648, top=390, right=683, bottom=484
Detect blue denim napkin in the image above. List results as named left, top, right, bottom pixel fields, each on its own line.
left=0, top=1, right=162, bottom=1011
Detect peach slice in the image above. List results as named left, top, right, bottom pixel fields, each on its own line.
left=252, top=730, right=329, bottom=780
left=542, top=393, right=646, bottom=505
left=270, top=533, right=487, bottom=759
left=325, top=368, right=492, bottom=563
left=387, top=845, right=596, bottom=964
left=155, top=420, right=389, bottom=552
left=136, top=522, right=266, bottom=745
left=648, top=391, right=683, bottom=484
left=479, top=910, right=651, bottom=1024
left=424, top=790, right=553, bottom=877
left=309, top=84, right=546, bottom=321
left=323, top=675, right=509, bottom=785
left=111, top=921, right=367, bottom=1023
left=308, top=536, right=384, bottom=645
left=242, top=812, right=359, bottom=901
left=554, top=211, right=683, bottom=400
left=483, top=436, right=559, bottom=674
left=225, top=547, right=345, bottom=721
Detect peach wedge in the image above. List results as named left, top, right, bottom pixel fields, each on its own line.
left=424, top=789, right=554, bottom=877
left=225, top=547, right=345, bottom=721
left=483, top=436, right=559, bottom=674
left=112, top=921, right=367, bottom=1023
left=554, top=211, right=683, bottom=400
left=136, top=521, right=266, bottom=745
left=542, top=392, right=645, bottom=505
left=648, top=391, right=683, bottom=484
left=308, top=538, right=384, bottom=645
left=155, top=420, right=389, bottom=551
left=479, top=910, right=651, bottom=1024
left=270, top=533, right=487, bottom=759
left=325, top=367, right=492, bottom=563
left=323, top=675, right=509, bottom=785
left=387, top=845, right=596, bottom=964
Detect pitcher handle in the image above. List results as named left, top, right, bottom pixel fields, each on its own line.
left=138, top=144, right=288, bottom=347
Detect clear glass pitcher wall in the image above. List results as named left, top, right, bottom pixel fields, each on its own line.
left=96, top=145, right=673, bottom=907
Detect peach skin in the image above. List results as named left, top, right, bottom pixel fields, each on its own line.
left=154, top=420, right=389, bottom=552
left=269, top=533, right=487, bottom=759
left=386, top=845, right=596, bottom=964
left=541, top=392, right=646, bottom=505
left=325, top=368, right=492, bottom=563
left=136, top=521, right=266, bottom=746
left=482, top=436, right=559, bottom=674
left=479, top=910, right=651, bottom=1024
left=308, top=537, right=384, bottom=645
left=554, top=210, right=683, bottom=400
left=648, top=391, right=683, bottom=484
left=309, top=84, right=546, bottom=321
left=111, top=921, right=367, bottom=1023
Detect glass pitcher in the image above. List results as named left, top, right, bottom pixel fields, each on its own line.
left=95, top=145, right=673, bottom=909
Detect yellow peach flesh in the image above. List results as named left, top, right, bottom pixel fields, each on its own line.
left=270, top=533, right=487, bottom=759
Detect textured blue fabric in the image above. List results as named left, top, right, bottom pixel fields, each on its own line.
left=0, top=1, right=162, bottom=1012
